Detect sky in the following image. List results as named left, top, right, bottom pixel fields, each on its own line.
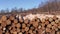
left=0, top=0, right=49, bottom=10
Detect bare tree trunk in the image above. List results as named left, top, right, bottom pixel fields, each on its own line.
left=48, top=2, right=50, bottom=14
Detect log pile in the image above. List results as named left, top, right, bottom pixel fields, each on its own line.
left=0, top=14, right=60, bottom=34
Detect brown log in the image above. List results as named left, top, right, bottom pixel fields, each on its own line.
left=57, top=31, right=60, bottom=34
left=49, top=17, right=53, bottom=22
left=9, top=16, right=15, bottom=20
left=0, top=29, right=2, bottom=34
left=6, top=19, right=11, bottom=25
left=45, top=17, right=49, bottom=21
left=47, top=24, right=52, bottom=28
left=41, top=18, right=45, bottom=23
left=53, top=15, right=57, bottom=20
left=45, top=21, right=49, bottom=25
left=28, top=29, right=33, bottom=34
left=33, top=21, right=38, bottom=28
left=13, top=31, right=17, bottom=34
left=5, top=31, right=10, bottom=34
left=51, top=30, right=55, bottom=34
left=58, top=25, right=60, bottom=29
left=1, top=21, right=6, bottom=27
left=22, top=23, right=26, bottom=29
left=18, top=32, right=23, bottom=34
left=24, top=27, right=29, bottom=32
left=51, top=21, right=55, bottom=25
left=55, top=20, right=59, bottom=24
left=24, top=18, right=29, bottom=24
left=16, top=28, right=21, bottom=33
left=1, top=15, right=7, bottom=21
left=15, top=23, right=21, bottom=28
left=45, top=27, right=51, bottom=33
left=19, top=18, right=24, bottom=23
left=14, top=19, right=18, bottom=23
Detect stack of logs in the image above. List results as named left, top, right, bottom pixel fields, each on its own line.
left=0, top=14, right=60, bottom=34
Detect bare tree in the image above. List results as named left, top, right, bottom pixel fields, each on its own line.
left=18, top=8, right=23, bottom=12
left=11, top=7, right=18, bottom=13
left=5, top=8, right=9, bottom=13
left=1, top=9, right=5, bottom=13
